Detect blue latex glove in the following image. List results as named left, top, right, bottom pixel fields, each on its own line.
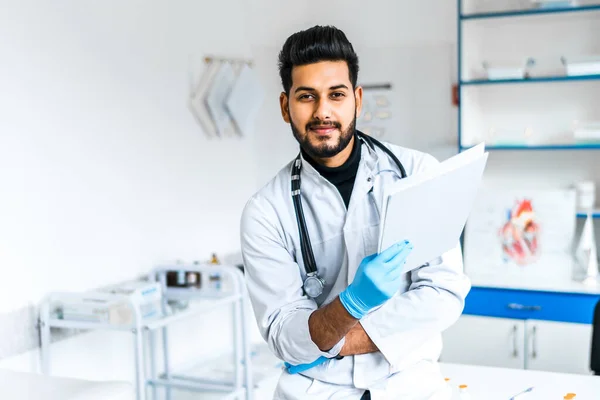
left=284, top=356, right=328, bottom=374
left=339, top=240, right=413, bottom=319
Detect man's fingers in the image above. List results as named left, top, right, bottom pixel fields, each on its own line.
left=385, top=243, right=413, bottom=268
left=384, top=261, right=405, bottom=278
left=377, top=240, right=409, bottom=263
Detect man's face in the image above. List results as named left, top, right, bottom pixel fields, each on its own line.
left=280, top=61, right=362, bottom=160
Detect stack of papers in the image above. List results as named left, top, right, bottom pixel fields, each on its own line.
left=377, top=143, right=489, bottom=272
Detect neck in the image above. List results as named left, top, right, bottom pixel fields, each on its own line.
left=312, top=135, right=356, bottom=168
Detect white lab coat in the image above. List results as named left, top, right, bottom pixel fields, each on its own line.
left=240, top=139, right=471, bottom=400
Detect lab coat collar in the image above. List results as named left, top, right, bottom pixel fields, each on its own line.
left=346, top=138, right=379, bottom=216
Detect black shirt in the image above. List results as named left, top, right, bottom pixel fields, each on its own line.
left=302, top=136, right=361, bottom=209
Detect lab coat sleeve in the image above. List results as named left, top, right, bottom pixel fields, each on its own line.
left=240, top=197, right=345, bottom=365
left=359, top=151, right=470, bottom=367
left=360, top=243, right=470, bottom=367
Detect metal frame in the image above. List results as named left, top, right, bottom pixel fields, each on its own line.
left=457, top=0, right=463, bottom=154
left=462, top=74, right=600, bottom=85
left=146, top=265, right=253, bottom=400
left=39, top=264, right=253, bottom=400
left=461, top=3, right=600, bottom=20
left=39, top=292, right=147, bottom=400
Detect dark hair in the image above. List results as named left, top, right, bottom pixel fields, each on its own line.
left=278, top=25, right=359, bottom=95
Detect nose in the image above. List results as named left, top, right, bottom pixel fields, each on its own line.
left=313, top=98, right=332, bottom=121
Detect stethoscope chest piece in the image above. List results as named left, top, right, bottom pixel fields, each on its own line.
left=303, top=271, right=325, bottom=298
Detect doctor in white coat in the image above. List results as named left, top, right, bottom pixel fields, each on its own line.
left=240, top=25, right=471, bottom=400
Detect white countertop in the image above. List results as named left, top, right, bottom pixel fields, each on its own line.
left=0, top=369, right=134, bottom=400
left=181, top=343, right=600, bottom=399
left=467, top=270, right=600, bottom=295
left=9, top=345, right=598, bottom=400
left=441, top=363, right=600, bottom=399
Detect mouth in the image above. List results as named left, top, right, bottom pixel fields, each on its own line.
left=309, top=126, right=338, bottom=136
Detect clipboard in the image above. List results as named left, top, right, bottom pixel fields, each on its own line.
left=377, top=144, right=488, bottom=273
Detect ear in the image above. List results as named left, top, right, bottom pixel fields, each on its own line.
left=280, top=92, right=290, bottom=123
left=354, top=85, right=363, bottom=118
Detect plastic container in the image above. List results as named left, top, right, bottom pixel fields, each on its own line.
left=573, top=121, right=600, bottom=143
left=531, top=0, right=578, bottom=9
left=482, top=58, right=535, bottom=80
left=561, top=55, right=600, bottom=76
left=576, top=181, right=596, bottom=210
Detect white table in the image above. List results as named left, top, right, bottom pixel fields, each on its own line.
left=441, top=363, right=600, bottom=399
left=0, top=368, right=134, bottom=400
left=195, top=344, right=600, bottom=399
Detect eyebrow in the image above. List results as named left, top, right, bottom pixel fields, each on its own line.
left=294, top=84, right=350, bottom=94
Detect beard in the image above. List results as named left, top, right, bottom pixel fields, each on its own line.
left=290, top=112, right=357, bottom=159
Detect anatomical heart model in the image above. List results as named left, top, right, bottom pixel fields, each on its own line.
left=464, top=189, right=576, bottom=279
left=499, top=199, right=540, bottom=266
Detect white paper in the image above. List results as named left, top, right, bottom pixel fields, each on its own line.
left=377, top=146, right=488, bottom=274
left=225, top=65, right=265, bottom=137
left=189, top=62, right=220, bottom=137
left=205, top=62, right=236, bottom=136
left=357, top=86, right=395, bottom=140
left=377, top=144, right=486, bottom=249
left=382, top=144, right=485, bottom=201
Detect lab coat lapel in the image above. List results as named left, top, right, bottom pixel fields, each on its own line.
left=344, top=142, right=380, bottom=284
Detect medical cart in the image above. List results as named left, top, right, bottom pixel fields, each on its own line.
left=39, top=264, right=253, bottom=400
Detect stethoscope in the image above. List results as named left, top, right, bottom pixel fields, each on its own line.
left=291, top=131, right=407, bottom=298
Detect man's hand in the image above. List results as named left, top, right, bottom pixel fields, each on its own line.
left=287, top=323, right=379, bottom=374
left=307, top=241, right=413, bottom=353
left=284, top=356, right=328, bottom=374
left=339, top=323, right=379, bottom=357
left=339, top=240, right=413, bottom=319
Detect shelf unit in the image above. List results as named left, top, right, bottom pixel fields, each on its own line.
left=162, top=343, right=282, bottom=400
left=39, top=265, right=253, bottom=400
left=457, top=1, right=600, bottom=266
left=457, top=0, right=600, bottom=151
left=577, top=209, right=600, bottom=218
left=460, top=143, right=600, bottom=151
left=461, top=3, right=600, bottom=20
left=146, top=266, right=252, bottom=400
left=461, top=73, right=600, bottom=86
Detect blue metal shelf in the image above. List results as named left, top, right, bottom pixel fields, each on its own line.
left=460, top=144, right=600, bottom=151
left=461, top=74, right=600, bottom=86
left=577, top=211, right=600, bottom=218
left=461, top=4, right=600, bottom=20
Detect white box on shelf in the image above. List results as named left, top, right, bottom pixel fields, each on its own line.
left=561, top=56, right=600, bottom=76
left=531, top=0, right=578, bottom=8
left=575, top=181, right=596, bottom=210
left=100, top=280, right=163, bottom=319
left=52, top=292, right=135, bottom=325
left=482, top=58, right=535, bottom=80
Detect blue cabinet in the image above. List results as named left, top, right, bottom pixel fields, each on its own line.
left=464, top=286, right=600, bottom=324
left=442, top=285, right=600, bottom=374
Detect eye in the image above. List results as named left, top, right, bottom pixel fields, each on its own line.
left=331, top=92, right=346, bottom=99
left=298, top=94, right=315, bottom=100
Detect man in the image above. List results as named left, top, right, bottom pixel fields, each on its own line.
left=240, top=25, right=470, bottom=399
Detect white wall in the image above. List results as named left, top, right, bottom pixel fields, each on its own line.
left=1, top=0, right=598, bottom=386
left=0, top=0, right=309, bottom=379
left=0, top=0, right=294, bottom=313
